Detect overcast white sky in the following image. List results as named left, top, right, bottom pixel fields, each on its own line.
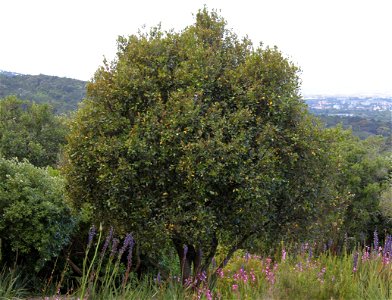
left=1, top=0, right=391, bottom=96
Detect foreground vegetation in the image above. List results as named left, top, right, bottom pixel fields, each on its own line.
left=2, top=230, right=391, bottom=299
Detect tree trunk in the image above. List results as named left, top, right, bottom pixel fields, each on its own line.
left=173, top=237, right=204, bottom=284
left=193, top=247, right=202, bottom=277
left=173, top=237, right=192, bottom=284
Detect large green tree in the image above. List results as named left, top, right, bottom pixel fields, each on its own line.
left=0, top=96, right=67, bottom=167
left=65, top=9, right=337, bottom=279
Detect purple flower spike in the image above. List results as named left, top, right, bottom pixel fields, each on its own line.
left=119, top=233, right=133, bottom=257
left=87, top=225, right=97, bottom=248
left=156, top=272, right=161, bottom=284
left=308, top=247, right=313, bottom=262
left=101, top=226, right=114, bottom=258
left=111, top=238, right=120, bottom=258
left=353, top=251, right=359, bottom=272
left=385, top=235, right=392, bottom=255
left=245, top=252, right=250, bottom=261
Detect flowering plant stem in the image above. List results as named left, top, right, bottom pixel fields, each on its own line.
left=79, top=224, right=102, bottom=300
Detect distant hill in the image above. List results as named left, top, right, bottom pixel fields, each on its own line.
left=0, top=71, right=86, bottom=114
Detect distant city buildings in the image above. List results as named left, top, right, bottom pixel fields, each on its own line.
left=305, top=96, right=392, bottom=112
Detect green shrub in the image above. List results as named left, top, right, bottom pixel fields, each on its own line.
left=0, top=157, right=75, bottom=272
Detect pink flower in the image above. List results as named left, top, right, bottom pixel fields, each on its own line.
left=250, top=269, right=256, bottom=283
left=282, top=249, right=287, bottom=261
left=362, top=246, right=370, bottom=262
left=205, top=289, right=213, bottom=300
left=232, top=284, right=239, bottom=291
left=216, top=268, right=224, bottom=278
left=318, top=267, right=326, bottom=283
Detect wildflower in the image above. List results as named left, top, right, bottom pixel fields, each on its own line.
left=250, top=268, right=256, bottom=283
left=265, top=257, right=272, bottom=267
left=216, top=268, right=224, bottom=278
left=362, top=246, right=370, bottom=262
left=282, top=248, right=287, bottom=261
left=243, top=273, right=248, bottom=284
left=232, top=284, right=238, bottom=291
left=382, top=235, right=391, bottom=265
left=184, top=277, right=193, bottom=286
left=304, top=242, right=309, bottom=250
left=100, top=226, right=113, bottom=258
left=273, top=263, right=278, bottom=272
left=119, top=233, right=133, bottom=257
left=87, top=225, right=96, bottom=248
left=295, top=262, right=303, bottom=272
left=318, top=267, right=326, bottom=283
left=156, top=272, right=161, bottom=285
left=266, top=270, right=275, bottom=285
left=382, top=253, right=390, bottom=265
left=308, top=247, right=313, bottom=262
left=384, top=235, right=391, bottom=256
left=205, top=288, right=213, bottom=300
left=110, top=238, right=119, bottom=258
left=198, top=271, right=207, bottom=283
left=233, top=272, right=240, bottom=281
left=353, top=251, right=359, bottom=272
left=245, top=252, right=250, bottom=262
left=122, top=234, right=135, bottom=286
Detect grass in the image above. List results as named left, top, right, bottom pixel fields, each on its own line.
left=0, top=266, right=27, bottom=300
left=3, top=233, right=391, bottom=299
left=63, top=240, right=390, bottom=299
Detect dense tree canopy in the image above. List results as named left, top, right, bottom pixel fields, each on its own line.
left=332, top=131, right=391, bottom=239
left=64, top=9, right=350, bottom=278
left=0, top=96, right=68, bottom=167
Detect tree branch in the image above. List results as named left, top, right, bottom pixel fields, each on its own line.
left=216, top=231, right=255, bottom=271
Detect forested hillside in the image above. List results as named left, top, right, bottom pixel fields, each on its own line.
left=0, top=72, right=86, bottom=113
left=317, top=114, right=391, bottom=139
